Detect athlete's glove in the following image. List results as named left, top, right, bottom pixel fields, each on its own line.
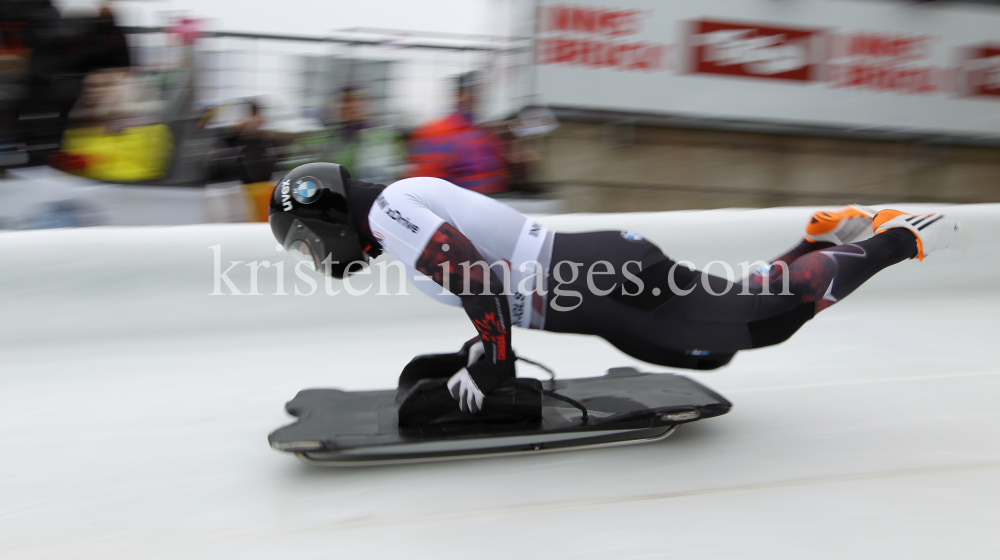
left=447, top=368, right=484, bottom=414
left=447, top=339, right=487, bottom=414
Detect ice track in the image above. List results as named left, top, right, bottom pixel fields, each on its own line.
left=2, top=204, right=999, bottom=559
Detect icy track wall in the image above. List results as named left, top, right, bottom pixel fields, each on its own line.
left=3, top=204, right=996, bottom=377
left=2, top=204, right=999, bottom=560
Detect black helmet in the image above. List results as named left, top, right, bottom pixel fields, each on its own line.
left=268, top=163, right=365, bottom=278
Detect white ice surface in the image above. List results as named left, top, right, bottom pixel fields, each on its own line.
left=2, top=205, right=999, bottom=559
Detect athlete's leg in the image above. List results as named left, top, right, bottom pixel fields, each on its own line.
left=745, top=205, right=875, bottom=285
left=782, top=229, right=916, bottom=311
left=544, top=209, right=963, bottom=370
left=741, top=207, right=972, bottom=347
left=603, top=228, right=918, bottom=361
left=736, top=228, right=917, bottom=350
left=543, top=231, right=739, bottom=369
left=542, top=227, right=898, bottom=368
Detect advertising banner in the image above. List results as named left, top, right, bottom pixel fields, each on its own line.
left=534, top=0, right=1000, bottom=135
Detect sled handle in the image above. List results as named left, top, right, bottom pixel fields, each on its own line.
left=541, top=389, right=589, bottom=423
left=517, top=356, right=556, bottom=381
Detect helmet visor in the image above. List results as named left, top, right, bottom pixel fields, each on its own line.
left=287, top=239, right=318, bottom=270
left=283, top=219, right=326, bottom=271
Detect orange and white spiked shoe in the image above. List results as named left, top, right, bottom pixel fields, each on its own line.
left=872, top=209, right=972, bottom=261
left=804, top=205, right=876, bottom=245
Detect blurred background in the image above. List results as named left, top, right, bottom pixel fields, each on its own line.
left=2, top=0, right=998, bottom=229
left=3, top=2, right=1000, bottom=558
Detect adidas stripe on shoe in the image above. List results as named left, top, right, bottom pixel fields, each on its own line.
left=872, top=209, right=972, bottom=261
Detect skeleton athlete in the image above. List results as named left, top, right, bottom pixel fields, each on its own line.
left=269, top=163, right=971, bottom=414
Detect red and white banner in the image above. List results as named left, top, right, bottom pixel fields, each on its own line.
left=687, top=20, right=824, bottom=82
left=959, top=45, right=1000, bottom=98
left=534, top=0, right=1000, bottom=135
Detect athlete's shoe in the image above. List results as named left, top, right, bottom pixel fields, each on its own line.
left=805, top=204, right=876, bottom=245
left=872, top=209, right=972, bottom=261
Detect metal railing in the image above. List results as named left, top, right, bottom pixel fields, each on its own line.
left=124, top=26, right=533, bottom=131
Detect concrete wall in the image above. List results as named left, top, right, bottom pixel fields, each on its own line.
left=537, top=120, right=1000, bottom=212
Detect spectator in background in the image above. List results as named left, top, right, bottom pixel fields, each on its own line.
left=16, top=0, right=77, bottom=163
left=408, top=71, right=509, bottom=194
left=86, top=3, right=130, bottom=73
left=237, top=99, right=264, bottom=139
left=0, top=5, right=30, bottom=149
left=233, top=99, right=275, bottom=184
left=289, top=85, right=407, bottom=184
left=54, top=2, right=174, bottom=184
left=57, top=67, right=172, bottom=182
left=16, top=0, right=135, bottom=166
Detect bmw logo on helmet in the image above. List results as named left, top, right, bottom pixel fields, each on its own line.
left=291, top=176, right=321, bottom=204
left=620, top=230, right=644, bottom=242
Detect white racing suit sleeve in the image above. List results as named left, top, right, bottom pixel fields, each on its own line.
left=368, top=178, right=517, bottom=405
left=366, top=182, right=455, bottom=304
left=368, top=177, right=552, bottom=326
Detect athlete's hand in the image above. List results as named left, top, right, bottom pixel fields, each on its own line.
left=448, top=340, right=487, bottom=413
left=447, top=368, right=485, bottom=414
left=464, top=337, right=485, bottom=366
